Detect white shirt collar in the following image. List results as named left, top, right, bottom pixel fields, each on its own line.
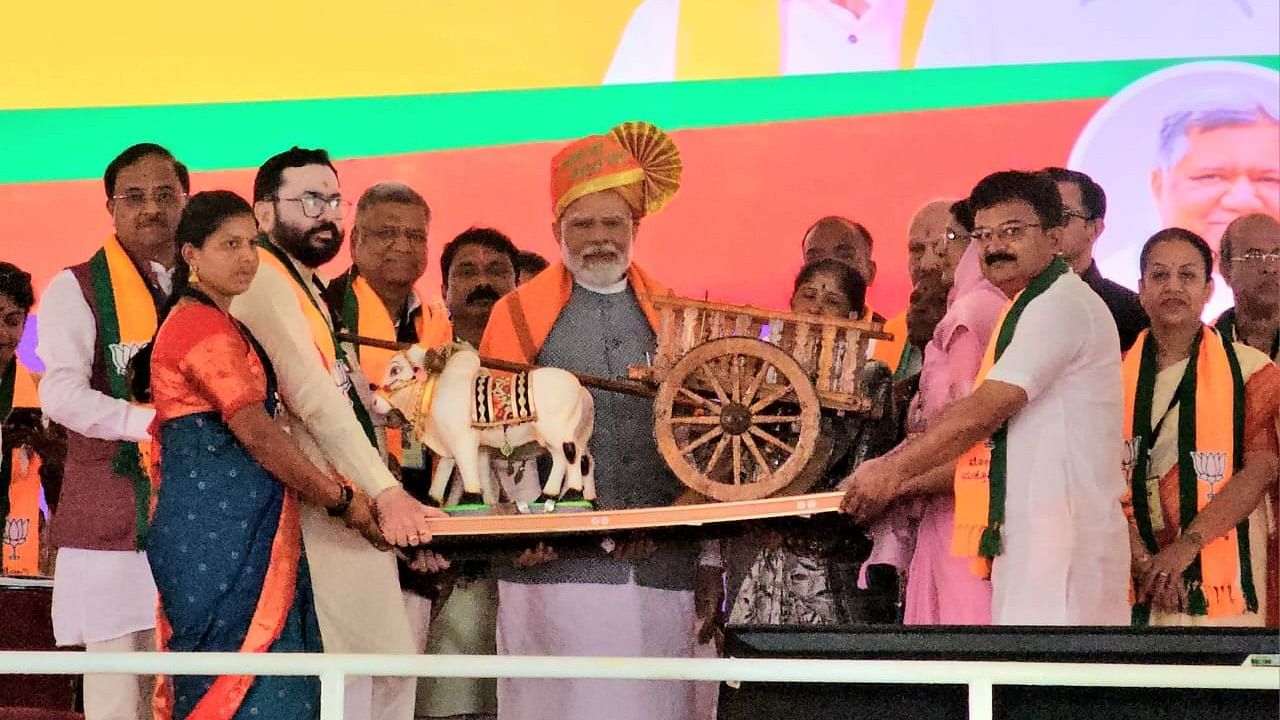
left=148, top=261, right=175, bottom=296
left=574, top=276, right=630, bottom=295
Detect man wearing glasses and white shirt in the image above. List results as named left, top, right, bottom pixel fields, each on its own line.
left=842, top=170, right=1130, bottom=625
left=37, top=143, right=190, bottom=720
left=231, top=147, right=445, bottom=720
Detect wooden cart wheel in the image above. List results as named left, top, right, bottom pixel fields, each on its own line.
left=654, top=337, right=822, bottom=502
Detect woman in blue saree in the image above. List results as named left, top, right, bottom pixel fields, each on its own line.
left=137, top=191, right=384, bottom=720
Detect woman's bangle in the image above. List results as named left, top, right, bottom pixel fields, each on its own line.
left=328, top=483, right=354, bottom=518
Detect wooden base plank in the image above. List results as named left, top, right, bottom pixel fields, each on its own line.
left=424, top=491, right=843, bottom=537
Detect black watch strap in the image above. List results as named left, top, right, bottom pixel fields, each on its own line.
left=328, top=483, right=354, bottom=518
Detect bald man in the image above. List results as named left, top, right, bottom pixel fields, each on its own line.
left=870, top=201, right=970, bottom=377
left=1218, top=213, right=1280, bottom=361
left=802, top=216, right=878, bottom=296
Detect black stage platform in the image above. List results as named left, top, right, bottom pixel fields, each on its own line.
left=717, top=625, right=1279, bottom=720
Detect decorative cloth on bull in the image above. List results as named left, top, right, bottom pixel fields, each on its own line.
left=550, top=121, right=682, bottom=219
left=472, top=370, right=538, bottom=429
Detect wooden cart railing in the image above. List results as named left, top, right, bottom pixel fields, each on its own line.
left=629, top=294, right=892, bottom=413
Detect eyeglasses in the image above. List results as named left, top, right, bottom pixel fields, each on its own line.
left=111, top=189, right=186, bottom=209
left=274, top=193, right=349, bottom=218
left=945, top=228, right=971, bottom=245
left=360, top=226, right=427, bottom=245
left=1230, top=248, right=1280, bottom=264
left=1063, top=209, right=1093, bottom=223
left=971, top=222, right=1042, bottom=243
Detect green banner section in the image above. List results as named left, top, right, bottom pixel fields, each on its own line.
left=3, top=56, right=1275, bottom=185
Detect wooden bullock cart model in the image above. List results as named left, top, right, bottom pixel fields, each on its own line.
left=345, top=294, right=890, bottom=536
left=629, top=294, right=890, bottom=503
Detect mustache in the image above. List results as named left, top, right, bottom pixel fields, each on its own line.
left=306, top=222, right=341, bottom=242
left=984, top=251, right=1017, bottom=265
left=465, top=285, right=501, bottom=304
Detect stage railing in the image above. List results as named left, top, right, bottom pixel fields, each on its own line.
left=1, top=652, right=1276, bottom=720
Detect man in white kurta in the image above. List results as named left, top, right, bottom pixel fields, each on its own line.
left=37, top=144, right=189, bottom=720
left=231, top=148, right=443, bottom=720
left=842, top=169, right=1130, bottom=625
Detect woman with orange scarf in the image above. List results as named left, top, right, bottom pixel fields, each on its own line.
left=1124, top=228, right=1279, bottom=627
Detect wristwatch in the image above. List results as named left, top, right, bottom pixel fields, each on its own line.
left=328, top=483, right=354, bottom=518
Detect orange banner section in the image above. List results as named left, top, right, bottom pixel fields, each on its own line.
left=2, top=99, right=1101, bottom=319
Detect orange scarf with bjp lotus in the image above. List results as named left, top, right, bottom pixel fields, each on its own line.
left=951, top=257, right=1069, bottom=579
left=87, top=235, right=159, bottom=549
left=2, top=359, right=43, bottom=576
left=1123, top=327, right=1256, bottom=621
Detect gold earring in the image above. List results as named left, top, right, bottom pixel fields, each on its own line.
left=189, top=266, right=200, bottom=284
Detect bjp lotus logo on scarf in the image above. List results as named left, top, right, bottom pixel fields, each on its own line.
left=1122, top=437, right=1142, bottom=483
left=1189, top=451, right=1227, bottom=500
left=3, top=517, right=29, bottom=561
left=109, top=341, right=147, bottom=376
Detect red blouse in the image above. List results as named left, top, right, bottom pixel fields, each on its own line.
left=150, top=301, right=268, bottom=424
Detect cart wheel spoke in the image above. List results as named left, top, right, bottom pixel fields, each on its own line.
left=751, top=415, right=802, bottom=423
left=749, top=384, right=793, bottom=412
left=704, top=435, right=730, bottom=476
left=731, top=435, right=743, bottom=485
left=678, top=426, right=723, bottom=455
left=670, top=415, right=723, bottom=425
left=677, top=387, right=720, bottom=413
left=741, top=360, right=770, bottom=405
left=742, top=433, right=772, bottom=480
left=698, top=364, right=731, bottom=404
left=748, top=426, right=796, bottom=455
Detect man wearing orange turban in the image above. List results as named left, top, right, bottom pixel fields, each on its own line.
left=481, top=123, right=718, bottom=720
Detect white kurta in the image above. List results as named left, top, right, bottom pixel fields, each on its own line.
left=36, top=266, right=167, bottom=646
left=984, top=272, right=1131, bottom=625
left=496, top=579, right=698, bottom=720
left=229, top=255, right=414, bottom=655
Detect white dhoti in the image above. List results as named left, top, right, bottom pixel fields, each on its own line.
left=496, top=579, right=697, bottom=720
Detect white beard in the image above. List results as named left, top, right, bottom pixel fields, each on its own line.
left=563, top=243, right=632, bottom=289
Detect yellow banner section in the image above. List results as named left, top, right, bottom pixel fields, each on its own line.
left=2, top=1, right=643, bottom=110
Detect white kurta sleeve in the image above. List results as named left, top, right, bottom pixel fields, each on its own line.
left=230, top=265, right=398, bottom=496
left=34, top=270, right=154, bottom=442
left=985, top=288, right=1086, bottom=404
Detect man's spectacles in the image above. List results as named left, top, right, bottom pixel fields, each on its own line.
left=1230, top=248, right=1280, bottom=265
left=275, top=193, right=349, bottom=218
left=1063, top=209, right=1093, bottom=223
left=971, top=222, right=1042, bottom=243
left=111, top=189, right=185, bottom=208
left=945, top=228, right=971, bottom=245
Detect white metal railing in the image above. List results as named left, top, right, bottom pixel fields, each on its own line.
left=1, top=652, right=1276, bottom=720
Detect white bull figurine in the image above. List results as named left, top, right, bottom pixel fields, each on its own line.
left=372, top=344, right=597, bottom=512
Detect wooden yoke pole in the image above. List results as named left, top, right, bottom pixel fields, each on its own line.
left=337, top=332, right=656, bottom=399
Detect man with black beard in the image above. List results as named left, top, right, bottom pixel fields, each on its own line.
left=231, top=148, right=444, bottom=720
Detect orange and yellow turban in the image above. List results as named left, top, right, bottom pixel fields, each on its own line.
left=550, top=121, right=682, bottom=219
